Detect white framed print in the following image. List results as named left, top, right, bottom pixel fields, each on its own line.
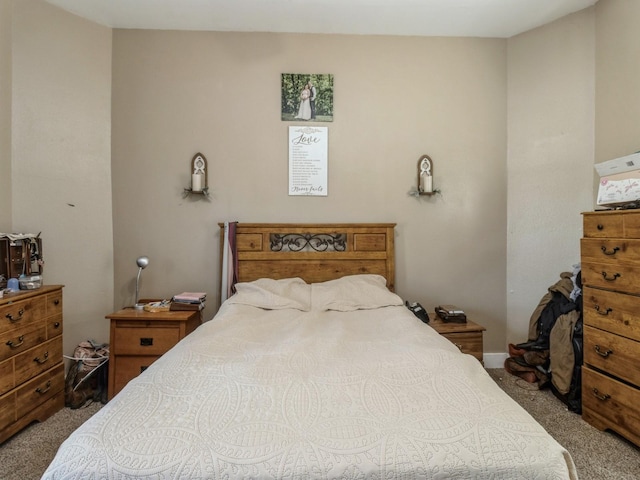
left=288, top=126, right=328, bottom=196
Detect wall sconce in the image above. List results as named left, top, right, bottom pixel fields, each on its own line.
left=134, top=255, right=149, bottom=310
left=409, top=154, right=441, bottom=197
left=183, top=152, right=210, bottom=198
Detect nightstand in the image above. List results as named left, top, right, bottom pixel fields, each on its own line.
left=106, top=307, right=201, bottom=400
left=428, top=316, right=485, bottom=363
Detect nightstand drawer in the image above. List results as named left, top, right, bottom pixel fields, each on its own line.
left=113, top=355, right=162, bottom=393
left=106, top=308, right=201, bottom=400
left=428, top=317, right=485, bottom=363
left=440, top=331, right=483, bottom=361
left=113, top=326, right=180, bottom=355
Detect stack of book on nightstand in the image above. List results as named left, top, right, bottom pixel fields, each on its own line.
left=170, top=292, right=206, bottom=311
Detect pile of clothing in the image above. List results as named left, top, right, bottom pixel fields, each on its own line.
left=506, top=265, right=583, bottom=412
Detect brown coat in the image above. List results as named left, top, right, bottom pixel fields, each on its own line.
left=527, top=272, right=575, bottom=341
left=549, top=310, right=581, bottom=394
left=526, top=271, right=579, bottom=395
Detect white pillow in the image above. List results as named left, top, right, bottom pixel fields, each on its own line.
left=226, top=277, right=311, bottom=311
left=311, top=274, right=403, bottom=311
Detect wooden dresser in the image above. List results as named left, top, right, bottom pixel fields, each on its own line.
left=0, top=285, right=64, bottom=444
left=581, top=210, right=640, bottom=446
left=428, top=316, right=485, bottom=363
left=107, top=307, right=201, bottom=400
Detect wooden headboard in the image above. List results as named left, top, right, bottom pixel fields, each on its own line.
left=220, top=223, right=396, bottom=291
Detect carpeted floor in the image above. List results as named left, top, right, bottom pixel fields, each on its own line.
left=1, top=369, right=638, bottom=479
left=486, top=369, right=639, bottom=480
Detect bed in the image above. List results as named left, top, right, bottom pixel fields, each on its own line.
left=43, top=223, right=578, bottom=479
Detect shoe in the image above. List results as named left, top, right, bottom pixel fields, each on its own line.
left=523, top=350, right=549, bottom=366
left=504, top=358, right=538, bottom=383
left=515, top=340, right=548, bottom=351
left=509, top=343, right=527, bottom=357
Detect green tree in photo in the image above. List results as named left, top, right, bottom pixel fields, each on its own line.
left=281, top=74, right=334, bottom=121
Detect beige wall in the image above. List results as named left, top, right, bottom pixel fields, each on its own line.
left=10, top=0, right=113, bottom=354
left=506, top=8, right=595, bottom=344
left=111, top=31, right=508, bottom=352
left=596, top=0, right=640, bottom=163
left=0, top=0, right=11, bottom=231
left=9, top=0, right=636, bottom=360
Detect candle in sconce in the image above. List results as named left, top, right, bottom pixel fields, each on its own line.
left=192, top=173, right=203, bottom=192
left=420, top=174, right=433, bottom=193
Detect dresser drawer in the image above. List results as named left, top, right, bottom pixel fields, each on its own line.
left=0, top=390, right=15, bottom=427
left=46, top=314, right=63, bottom=339
left=46, top=291, right=63, bottom=316
left=584, top=213, right=624, bottom=238
left=581, top=261, right=640, bottom=295
left=14, top=336, right=63, bottom=386
left=0, top=285, right=64, bottom=444
left=0, top=296, right=46, bottom=334
left=0, top=322, right=46, bottom=362
left=582, top=367, right=640, bottom=446
left=583, top=287, right=640, bottom=341
left=0, top=359, right=14, bottom=396
left=581, top=238, right=640, bottom=265
left=15, top=363, right=64, bottom=418
left=584, top=325, right=640, bottom=386
left=584, top=211, right=640, bottom=238
left=113, top=325, right=180, bottom=355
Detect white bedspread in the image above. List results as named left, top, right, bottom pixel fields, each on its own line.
left=43, top=304, right=577, bottom=479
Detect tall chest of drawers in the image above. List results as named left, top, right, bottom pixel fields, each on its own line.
left=0, top=285, right=64, bottom=443
left=581, top=211, right=640, bottom=446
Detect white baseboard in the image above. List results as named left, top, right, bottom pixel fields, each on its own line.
left=483, top=352, right=508, bottom=369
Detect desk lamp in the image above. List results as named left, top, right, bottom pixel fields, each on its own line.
left=134, top=256, right=149, bottom=309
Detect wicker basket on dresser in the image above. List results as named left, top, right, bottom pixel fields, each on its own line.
left=581, top=211, right=640, bottom=447
left=0, top=285, right=64, bottom=444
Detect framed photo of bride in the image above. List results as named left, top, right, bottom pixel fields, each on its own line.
left=281, top=73, right=334, bottom=122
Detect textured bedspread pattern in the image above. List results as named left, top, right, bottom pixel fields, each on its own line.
left=44, top=301, right=577, bottom=479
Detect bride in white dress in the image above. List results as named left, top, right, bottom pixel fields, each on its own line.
left=294, top=85, right=312, bottom=120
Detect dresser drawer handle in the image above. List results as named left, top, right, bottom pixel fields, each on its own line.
left=597, top=224, right=604, bottom=230
left=600, top=246, right=620, bottom=256
left=36, top=380, right=52, bottom=394
left=34, top=351, right=49, bottom=364
left=601, top=271, right=620, bottom=282
left=594, top=305, right=612, bottom=316
left=6, top=335, right=25, bottom=349
left=54, top=299, right=60, bottom=305
left=592, top=388, right=610, bottom=401
left=140, top=337, right=154, bottom=346
left=6, top=308, right=25, bottom=322
left=594, top=345, right=613, bottom=358
left=54, top=322, right=61, bottom=328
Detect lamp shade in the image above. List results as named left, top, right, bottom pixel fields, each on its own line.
left=134, top=256, right=149, bottom=309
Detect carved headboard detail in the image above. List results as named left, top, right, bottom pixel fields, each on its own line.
left=220, top=223, right=396, bottom=291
